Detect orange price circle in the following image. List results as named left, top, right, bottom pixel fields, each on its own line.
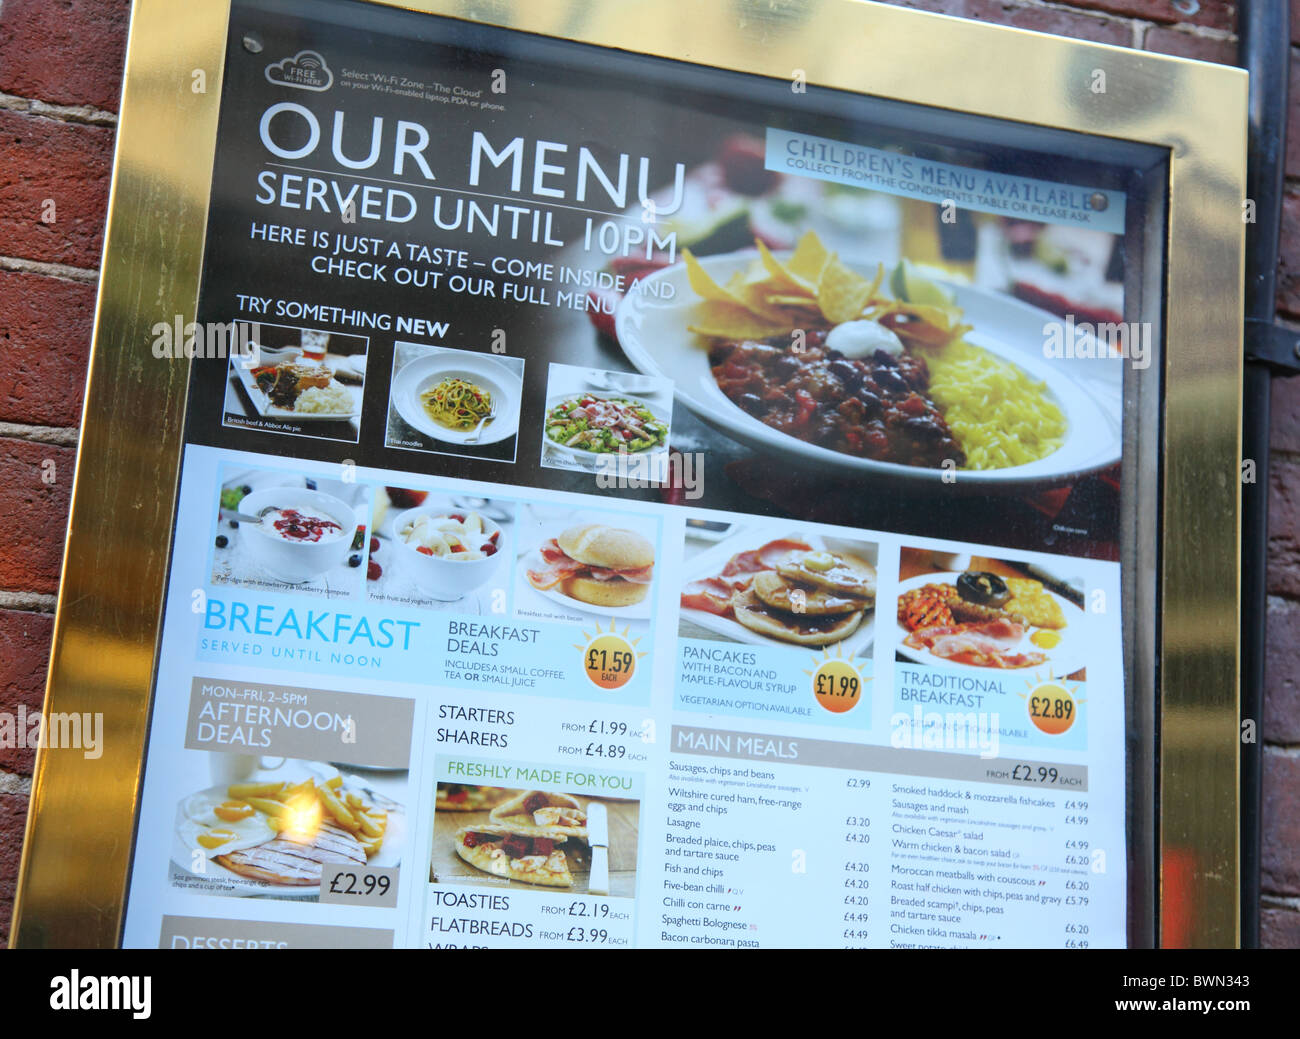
left=812, top=659, right=862, bottom=714
left=582, top=633, right=635, bottom=690
left=1027, top=683, right=1076, bottom=735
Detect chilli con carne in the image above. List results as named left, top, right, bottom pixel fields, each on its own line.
left=707, top=331, right=965, bottom=468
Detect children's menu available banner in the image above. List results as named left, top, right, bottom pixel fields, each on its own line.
left=119, top=0, right=1141, bottom=948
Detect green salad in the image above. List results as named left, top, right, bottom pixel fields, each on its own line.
left=545, top=395, right=668, bottom=453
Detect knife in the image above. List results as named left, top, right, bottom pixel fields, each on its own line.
left=586, top=802, right=610, bottom=896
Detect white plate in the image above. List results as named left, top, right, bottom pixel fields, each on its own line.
left=234, top=362, right=361, bottom=422
left=615, top=250, right=1123, bottom=491
left=521, top=549, right=655, bottom=620
left=391, top=353, right=522, bottom=446
left=679, top=531, right=876, bottom=655
left=893, top=571, right=1087, bottom=677
left=171, top=780, right=406, bottom=898
left=541, top=392, right=670, bottom=462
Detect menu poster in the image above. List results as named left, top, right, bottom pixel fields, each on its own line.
left=122, top=0, right=1137, bottom=948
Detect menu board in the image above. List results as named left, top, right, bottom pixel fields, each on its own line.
left=121, top=0, right=1152, bottom=948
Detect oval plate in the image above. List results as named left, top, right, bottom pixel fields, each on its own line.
left=615, top=250, right=1122, bottom=492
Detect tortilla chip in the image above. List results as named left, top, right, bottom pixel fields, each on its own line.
left=786, top=230, right=830, bottom=285
left=875, top=300, right=973, bottom=346
left=687, top=301, right=791, bottom=339
left=756, top=239, right=816, bottom=295
left=683, top=248, right=748, bottom=307
left=739, top=281, right=803, bottom=323
left=817, top=257, right=883, bottom=324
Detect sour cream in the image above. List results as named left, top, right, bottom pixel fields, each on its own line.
left=825, top=319, right=903, bottom=359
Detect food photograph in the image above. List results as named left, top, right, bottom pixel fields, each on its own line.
left=514, top=504, right=659, bottom=626
left=431, top=785, right=638, bottom=897
left=539, top=362, right=673, bottom=478
left=513, top=129, right=1127, bottom=561
left=210, top=468, right=371, bottom=598
left=170, top=755, right=407, bottom=901
left=385, top=341, right=525, bottom=462
left=679, top=523, right=877, bottom=654
left=364, top=486, right=515, bottom=613
left=895, top=547, right=1086, bottom=678
left=223, top=323, right=367, bottom=443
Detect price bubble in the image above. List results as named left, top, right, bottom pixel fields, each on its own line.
left=1027, top=682, right=1077, bottom=735
left=812, top=659, right=862, bottom=714
left=319, top=864, right=400, bottom=907
left=582, top=632, right=636, bottom=691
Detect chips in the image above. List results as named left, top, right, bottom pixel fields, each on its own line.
left=786, top=230, right=830, bottom=286
left=817, top=256, right=883, bottom=324
left=687, top=300, right=790, bottom=340
left=684, top=231, right=898, bottom=341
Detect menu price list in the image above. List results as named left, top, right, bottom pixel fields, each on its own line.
left=426, top=890, right=634, bottom=948
left=556, top=715, right=656, bottom=764
left=660, top=727, right=1116, bottom=948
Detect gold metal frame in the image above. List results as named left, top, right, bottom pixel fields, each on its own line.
left=11, top=0, right=1245, bottom=947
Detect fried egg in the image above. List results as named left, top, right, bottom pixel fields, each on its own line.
left=178, top=792, right=278, bottom=860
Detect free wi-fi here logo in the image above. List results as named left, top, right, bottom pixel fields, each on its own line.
left=265, top=49, right=334, bottom=92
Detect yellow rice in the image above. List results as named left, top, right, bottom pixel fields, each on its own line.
left=919, top=340, right=1066, bottom=470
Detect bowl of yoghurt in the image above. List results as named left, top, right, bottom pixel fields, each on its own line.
left=239, top=487, right=356, bottom=583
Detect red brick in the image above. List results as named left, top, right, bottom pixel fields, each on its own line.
left=1281, top=189, right=1300, bottom=322
left=1143, top=24, right=1236, bottom=65
left=0, top=110, right=113, bottom=270
left=0, top=270, right=95, bottom=427
left=1271, top=368, right=1300, bottom=454
left=890, top=0, right=1133, bottom=46
left=0, top=0, right=131, bottom=113
left=1267, top=457, right=1300, bottom=597
left=1265, top=598, right=1300, bottom=745
left=1060, top=0, right=1233, bottom=31
left=0, top=793, right=30, bottom=946
left=1262, top=906, right=1300, bottom=947
left=0, top=439, right=74, bottom=596
left=0, top=611, right=54, bottom=777
left=1263, top=751, right=1300, bottom=895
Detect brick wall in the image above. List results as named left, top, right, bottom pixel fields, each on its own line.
left=0, top=0, right=1290, bottom=946
left=0, top=0, right=128, bottom=944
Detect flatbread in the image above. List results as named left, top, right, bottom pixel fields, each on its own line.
left=751, top=570, right=870, bottom=616
left=732, top=589, right=863, bottom=646
left=436, top=784, right=519, bottom=813
left=455, top=825, right=573, bottom=888
left=774, top=552, right=877, bottom=599
left=490, top=791, right=587, bottom=838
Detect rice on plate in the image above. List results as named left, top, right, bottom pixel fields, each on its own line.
left=294, top=383, right=355, bottom=414
left=917, top=340, right=1067, bottom=470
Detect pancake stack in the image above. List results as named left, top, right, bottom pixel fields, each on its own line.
left=734, top=550, right=877, bottom=646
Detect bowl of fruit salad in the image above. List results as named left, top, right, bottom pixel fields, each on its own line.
left=393, top=508, right=505, bottom=601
